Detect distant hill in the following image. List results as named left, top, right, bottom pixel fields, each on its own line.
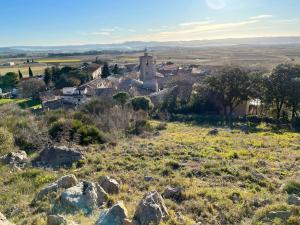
left=2, top=36, right=300, bottom=54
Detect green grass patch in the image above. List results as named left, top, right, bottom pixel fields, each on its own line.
left=0, top=98, right=42, bottom=109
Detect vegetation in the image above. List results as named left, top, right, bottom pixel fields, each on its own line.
left=129, top=96, right=154, bottom=112
left=101, top=62, right=111, bottom=78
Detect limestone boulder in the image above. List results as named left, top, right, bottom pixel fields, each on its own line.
left=60, top=181, right=108, bottom=214
left=47, top=215, right=78, bottom=225
left=162, top=186, right=184, bottom=202
left=99, top=176, right=120, bottom=194
left=96, top=202, right=128, bottom=225
left=36, top=175, right=78, bottom=200
left=0, top=212, right=15, bottom=225
left=133, top=191, right=168, bottom=225
left=0, top=151, right=28, bottom=167
left=32, top=146, right=84, bottom=168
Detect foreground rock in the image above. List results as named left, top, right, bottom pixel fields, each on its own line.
left=265, top=210, right=292, bottom=221
left=36, top=175, right=78, bottom=200
left=47, top=215, right=78, bottom=225
left=0, top=212, right=15, bottom=225
left=287, top=194, right=300, bottom=206
left=60, top=181, right=108, bottom=214
left=32, top=146, right=84, bottom=168
left=96, top=202, right=128, bottom=225
left=0, top=151, right=28, bottom=167
left=208, top=129, right=218, bottom=136
left=99, top=176, right=120, bottom=194
left=133, top=191, right=168, bottom=225
left=162, top=186, right=184, bottom=202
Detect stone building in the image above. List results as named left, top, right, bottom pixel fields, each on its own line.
left=139, top=50, right=158, bottom=92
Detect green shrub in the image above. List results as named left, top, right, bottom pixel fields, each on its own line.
left=129, top=96, right=154, bottom=112
left=0, top=127, right=14, bottom=156
left=128, top=120, right=152, bottom=135
left=49, top=119, right=108, bottom=145
left=285, top=181, right=300, bottom=195
left=113, top=92, right=130, bottom=106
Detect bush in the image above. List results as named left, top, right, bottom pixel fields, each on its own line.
left=113, top=92, right=130, bottom=106
left=49, top=119, right=108, bottom=146
left=285, top=181, right=300, bottom=195
left=129, top=96, right=154, bottom=112
left=128, top=120, right=152, bottom=135
left=0, top=127, right=14, bottom=156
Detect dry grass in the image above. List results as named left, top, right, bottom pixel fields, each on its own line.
left=0, top=122, right=300, bottom=224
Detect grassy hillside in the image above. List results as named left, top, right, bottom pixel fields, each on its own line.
left=0, top=121, right=299, bottom=224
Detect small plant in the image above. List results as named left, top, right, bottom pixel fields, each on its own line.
left=284, top=181, right=300, bottom=195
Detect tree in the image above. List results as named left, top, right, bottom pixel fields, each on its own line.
left=286, top=65, right=300, bottom=120
left=264, top=64, right=294, bottom=122
left=28, top=67, right=34, bottom=77
left=113, top=92, right=130, bottom=106
left=204, top=67, right=251, bottom=119
left=18, top=70, right=23, bottom=80
left=18, top=78, right=46, bottom=99
left=0, top=72, right=19, bottom=90
left=101, top=63, right=110, bottom=78
left=129, top=96, right=154, bottom=112
left=112, top=64, right=120, bottom=75
left=44, top=68, right=52, bottom=87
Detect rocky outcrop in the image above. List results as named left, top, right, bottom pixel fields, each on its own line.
left=287, top=194, right=300, bottom=206
left=0, top=212, right=15, bottom=225
left=0, top=151, right=28, bottom=167
left=99, top=176, right=120, bottom=194
left=133, top=191, right=168, bottom=225
left=96, top=202, right=128, bottom=225
left=47, top=215, right=78, bottom=225
left=266, top=210, right=292, bottom=221
left=32, top=146, right=84, bottom=168
left=162, top=186, right=184, bottom=202
left=60, top=181, right=108, bottom=214
left=36, top=175, right=78, bottom=200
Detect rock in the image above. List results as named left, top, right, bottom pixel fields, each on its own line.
left=266, top=210, right=292, bottom=221
left=0, top=151, right=28, bottom=167
left=96, top=202, right=128, bottom=225
left=32, top=146, right=84, bottom=168
left=99, top=176, right=120, bottom=194
left=36, top=175, right=78, bottom=200
left=60, top=181, right=108, bottom=214
left=144, top=176, right=154, bottom=182
left=162, top=186, right=184, bottom=202
left=208, top=129, right=218, bottom=136
left=288, top=194, right=300, bottom=206
left=57, top=175, right=78, bottom=189
left=47, top=215, right=78, bottom=225
left=0, top=212, right=15, bottom=225
left=133, top=191, right=168, bottom=225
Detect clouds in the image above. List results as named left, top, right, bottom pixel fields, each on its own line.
left=122, top=14, right=300, bottom=42
left=205, top=0, right=227, bottom=10
left=249, top=15, right=273, bottom=20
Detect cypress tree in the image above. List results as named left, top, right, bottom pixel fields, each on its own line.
left=18, top=70, right=23, bottom=79
left=101, top=63, right=111, bottom=78
left=29, top=67, right=33, bottom=77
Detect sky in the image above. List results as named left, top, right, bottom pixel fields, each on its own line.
left=0, top=0, right=300, bottom=46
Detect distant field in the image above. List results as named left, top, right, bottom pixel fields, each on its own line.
left=0, top=66, right=47, bottom=76
left=35, top=59, right=81, bottom=63
left=0, top=98, right=42, bottom=109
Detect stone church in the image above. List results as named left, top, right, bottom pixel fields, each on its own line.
left=139, top=50, right=159, bottom=92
